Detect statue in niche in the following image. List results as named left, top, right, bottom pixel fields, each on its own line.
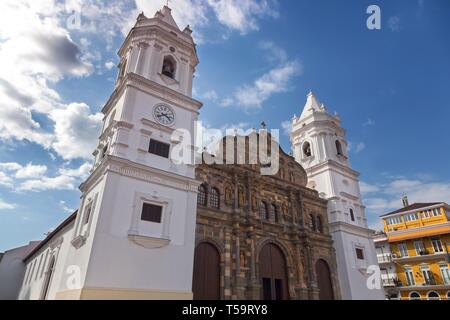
left=240, top=251, right=246, bottom=268
left=251, top=194, right=258, bottom=211
left=225, top=186, right=233, bottom=204
left=282, top=202, right=289, bottom=215
left=238, top=189, right=245, bottom=207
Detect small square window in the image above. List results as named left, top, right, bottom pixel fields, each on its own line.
left=141, top=203, right=163, bottom=223
left=356, top=248, right=365, bottom=260
left=149, top=139, right=170, bottom=158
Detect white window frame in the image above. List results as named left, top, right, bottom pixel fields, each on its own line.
left=398, top=242, right=409, bottom=257
left=409, top=291, right=421, bottom=300
left=427, top=291, right=440, bottom=300
left=405, top=267, right=415, bottom=286
left=431, top=237, right=444, bottom=253
left=129, top=192, right=173, bottom=241
left=440, top=265, right=450, bottom=285
left=421, top=266, right=434, bottom=285
left=414, top=240, right=425, bottom=255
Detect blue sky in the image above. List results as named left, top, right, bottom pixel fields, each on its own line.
left=1, top=0, right=450, bottom=251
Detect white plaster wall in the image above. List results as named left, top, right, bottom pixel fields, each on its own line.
left=18, top=223, right=74, bottom=300
left=332, top=230, right=383, bottom=300
left=83, top=171, right=198, bottom=292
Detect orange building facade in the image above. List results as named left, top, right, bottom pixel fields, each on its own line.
left=379, top=202, right=450, bottom=300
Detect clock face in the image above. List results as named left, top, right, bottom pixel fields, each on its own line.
left=153, top=104, right=175, bottom=126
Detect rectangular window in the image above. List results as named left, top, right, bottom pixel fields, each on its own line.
left=405, top=267, right=415, bottom=286
left=141, top=203, right=163, bottom=223
left=356, top=248, right=365, bottom=260
left=431, top=237, right=444, bottom=253
left=414, top=241, right=425, bottom=255
left=149, top=139, right=170, bottom=158
left=398, top=243, right=409, bottom=257
left=440, top=266, right=450, bottom=284
left=432, top=208, right=441, bottom=216
left=421, top=267, right=435, bottom=285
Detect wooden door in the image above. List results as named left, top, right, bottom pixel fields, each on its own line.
left=192, top=242, right=221, bottom=300
left=259, top=243, right=288, bottom=300
left=315, top=259, right=334, bottom=300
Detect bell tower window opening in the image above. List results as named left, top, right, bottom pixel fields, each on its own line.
left=162, top=55, right=176, bottom=79
left=350, top=209, right=355, bottom=222
left=302, top=142, right=312, bottom=158
left=336, top=140, right=343, bottom=156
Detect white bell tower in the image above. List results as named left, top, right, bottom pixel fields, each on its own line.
left=291, top=92, right=384, bottom=300
left=57, top=6, right=202, bottom=300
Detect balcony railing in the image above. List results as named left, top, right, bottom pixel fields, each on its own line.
left=377, top=254, right=392, bottom=263
left=382, top=278, right=396, bottom=286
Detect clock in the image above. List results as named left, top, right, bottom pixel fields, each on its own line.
left=153, top=104, right=175, bottom=126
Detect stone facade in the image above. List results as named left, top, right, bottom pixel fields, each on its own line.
left=194, top=135, right=341, bottom=300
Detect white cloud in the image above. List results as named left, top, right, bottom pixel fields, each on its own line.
left=0, top=199, right=16, bottom=210
left=15, top=163, right=48, bottom=179
left=105, top=61, right=116, bottom=70
left=281, top=120, right=292, bottom=136
left=58, top=162, right=92, bottom=179
left=59, top=200, right=75, bottom=214
left=388, top=16, right=401, bottom=32
left=0, top=162, right=47, bottom=179
left=220, top=97, right=234, bottom=107
left=363, top=178, right=450, bottom=214
left=50, top=103, right=103, bottom=160
left=207, top=0, right=278, bottom=35
left=259, top=41, right=287, bottom=63
left=0, top=161, right=90, bottom=193
left=200, top=90, right=219, bottom=101
left=355, top=142, right=365, bottom=153
left=235, top=61, right=301, bottom=109
left=18, top=175, right=76, bottom=192
left=363, top=118, right=375, bottom=126
left=360, top=181, right=380, bottom=194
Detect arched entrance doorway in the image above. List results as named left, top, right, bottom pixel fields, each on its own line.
left=192, top=242, right=221, bottom=300
left=259, top=243, right=289, bottom=300
left=315, top=259, right=334, bottom=300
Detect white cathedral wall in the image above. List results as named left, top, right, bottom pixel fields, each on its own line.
left=120, top=88, right=196, bottom=177
left=82, top=171, right=197, bottom=292
left=18, top=222, right=74, bottom=300
left=331, top=230, right=382, bottom=300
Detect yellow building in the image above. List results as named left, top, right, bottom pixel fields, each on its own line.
left=381, top=201, right=450, bottom=300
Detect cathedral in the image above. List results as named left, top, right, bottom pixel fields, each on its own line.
left=13, top=6, right=382, bottom=300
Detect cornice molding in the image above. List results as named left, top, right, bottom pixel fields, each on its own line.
left=102, top=72, right=202, bottom=115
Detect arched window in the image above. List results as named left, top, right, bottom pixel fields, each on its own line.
left=350, top=209, right=355, bottom=222
left=260, top=201, right=269, bottom=220
left=409, top=292, right=421, bottom=300
left=309, top=214, right=316, bottom=231
left=210, top=188, right=220, bottom=209
left=317, top=215, right=323, bottom=233
left=336, top=140, right=343, bottom=156
left=162, top=55, right=176, bottom=79
left=427, top=291, right=440, bottom=300
left=198, top=184, right=207, bottom=206
left=303, top=142, right=312, bottom=158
